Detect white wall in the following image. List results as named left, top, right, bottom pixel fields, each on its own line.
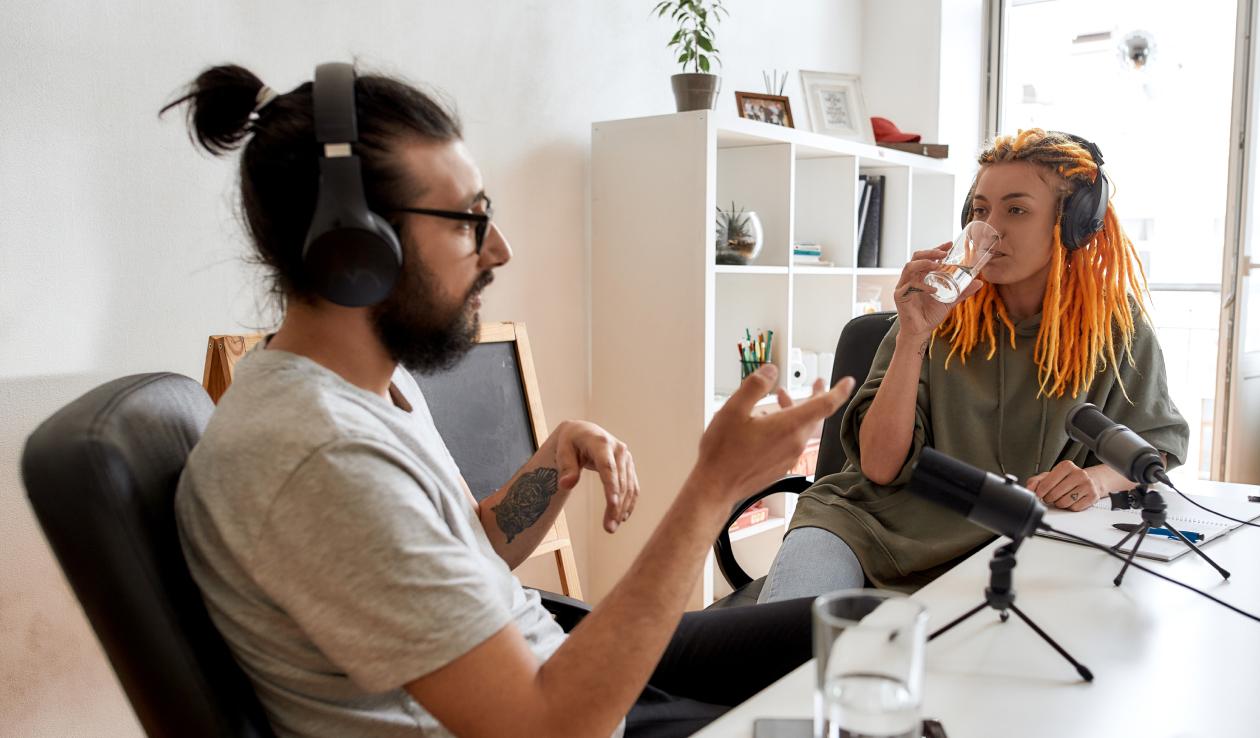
left=0, top=0, right=872, bottom=733
left=863, top=0, right=945, bottom=142
left=863, top=0, right=987, bottom=161
left=862, top=0, right=987, bottom=218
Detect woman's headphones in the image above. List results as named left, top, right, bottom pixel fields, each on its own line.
left=302, top=62, right=402, bottom=306
left=960, top=132, right=1110, bottom=252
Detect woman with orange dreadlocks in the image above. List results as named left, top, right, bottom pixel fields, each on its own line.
left=758, top=129, right=1190, bottom=600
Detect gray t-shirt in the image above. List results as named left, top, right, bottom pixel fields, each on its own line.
left=175, top=347, right=568, bottom=737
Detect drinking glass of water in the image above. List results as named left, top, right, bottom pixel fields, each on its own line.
left=812, top=590, right=928, bottom=738
left=923, top=220, right=1002, bottom=304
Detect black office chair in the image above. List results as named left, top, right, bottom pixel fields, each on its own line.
left=708, top=311, right=897, bottom=609
left=21, top=373, right=274, bottom=738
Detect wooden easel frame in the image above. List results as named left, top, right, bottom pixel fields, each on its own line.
left=203, top=334, right=264, bottom=403
left=476, top=322, right=583, bottom=598
left=201, top=323, right=583, bottom=598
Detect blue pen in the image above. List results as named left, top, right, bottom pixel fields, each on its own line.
left=1149, top=527, right=1203, bottom=543
left=1112, top=523, right=1203, bottom=543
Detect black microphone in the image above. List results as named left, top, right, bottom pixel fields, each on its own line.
left=910, top=447, right=1045, bottom=541
left=1065, top=403, right=1166, bottom=485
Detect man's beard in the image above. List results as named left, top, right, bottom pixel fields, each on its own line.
left=371, top=259, right=494, bottom=375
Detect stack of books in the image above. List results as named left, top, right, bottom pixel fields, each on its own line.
left=792, top=242, right=832, bottom=266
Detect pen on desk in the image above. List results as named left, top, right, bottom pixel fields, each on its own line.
left=1112, top=523, right=1203, bottom=543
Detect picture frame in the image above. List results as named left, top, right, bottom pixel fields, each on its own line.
left=734, top=91, right=795, bottom=128
left=799, top=70, right=875, bottom=143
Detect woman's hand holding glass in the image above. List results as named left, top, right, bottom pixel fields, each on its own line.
left=893, top=243, right=986, bottom=341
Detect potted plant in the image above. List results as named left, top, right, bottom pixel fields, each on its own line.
left=715, top=202, right=764, bottom=265
left=653, top=0, right=728, bottom=112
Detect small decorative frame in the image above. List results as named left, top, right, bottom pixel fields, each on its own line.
left=799, top=70, right=875, bottom=143
left=734, top=91, right=795, bottom=128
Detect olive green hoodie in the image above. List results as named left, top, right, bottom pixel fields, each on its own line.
left=789, top=309, right=1190, bottom=592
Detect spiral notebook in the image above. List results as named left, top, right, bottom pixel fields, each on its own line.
left=1035, top=486, right=1260, bottom=561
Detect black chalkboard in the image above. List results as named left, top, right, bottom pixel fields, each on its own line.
left=410, top=340, right=538, bottom=503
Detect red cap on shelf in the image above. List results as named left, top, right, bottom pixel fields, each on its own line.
left=871, top=116, right=922, bottom=143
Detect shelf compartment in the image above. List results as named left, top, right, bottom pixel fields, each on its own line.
left=858, top=165, right=912, bottom=268
left=795, top=155, right=860, bottom=269
left=717, top=143, right=794, bottom=268
left=714, top=271, right=790, bottom=398
left=729, top=516, right=786, bottom=542
left=792, top=274, right=856, bottom=359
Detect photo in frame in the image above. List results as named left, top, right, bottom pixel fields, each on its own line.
left=734, top=91, right=794, bottom=128
left=799, top=71, right=875, bottom=143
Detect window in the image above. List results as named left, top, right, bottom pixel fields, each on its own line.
left=994, top=0, right=1239, bottom=478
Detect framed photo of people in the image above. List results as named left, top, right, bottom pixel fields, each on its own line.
left=734, top=92, right=795, bottom=128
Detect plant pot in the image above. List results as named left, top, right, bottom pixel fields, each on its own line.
left=671, top=73, right=721, bottom=112
left=715, top=209, right=763, bottom=265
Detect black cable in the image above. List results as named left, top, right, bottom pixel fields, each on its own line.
left=1038, top=522, right=1260, bottom=624
left=1157, top=471, right=1260, bottom=529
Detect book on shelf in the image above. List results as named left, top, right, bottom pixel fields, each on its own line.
left=855, top=178, right=872, bottom=248
left=728, top=501, right=770, bottom=533
left=792, top=242, right=831, bottom=266
left=857, top=174, right=884, bottom=268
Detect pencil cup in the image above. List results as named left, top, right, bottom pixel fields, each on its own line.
left=740, top=359, right=769, bottom=380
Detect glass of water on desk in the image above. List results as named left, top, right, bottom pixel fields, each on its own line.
left=922, top=220, right=1002, bottom=304
left=813, top=590, right=928, bottom=738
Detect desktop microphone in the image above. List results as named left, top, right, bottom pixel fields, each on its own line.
left=1064, top=403, right=1167, bottom=485
left=910, top=448, right=1045, bottom=541
left=911, top=450, right=1260, bottom=625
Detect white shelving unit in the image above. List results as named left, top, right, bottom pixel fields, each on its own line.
left=590, top=111, right=957, bottom=607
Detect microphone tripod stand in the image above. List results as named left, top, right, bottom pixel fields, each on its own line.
left=928, top=539, right=1094, bottom=681
left=1108, top=485, right=1230, bottom=586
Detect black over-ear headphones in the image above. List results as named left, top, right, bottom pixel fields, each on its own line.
left=302, top=62, right=402, bottom=307
left=960, top=132, right=1110, bottom=252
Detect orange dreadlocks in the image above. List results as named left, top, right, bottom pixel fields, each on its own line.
left=935, top=129, right=1150, bottom=399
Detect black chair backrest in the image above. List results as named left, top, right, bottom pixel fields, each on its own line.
left=21, top=373, right=273, bottom=738
left=814, top=311, right=897, bottom=479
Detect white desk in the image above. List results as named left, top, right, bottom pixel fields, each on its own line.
left=695, top=480, right=1260, bottom=738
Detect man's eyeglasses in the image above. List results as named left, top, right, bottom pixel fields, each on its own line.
left=388, top=199, right=493, bottom=254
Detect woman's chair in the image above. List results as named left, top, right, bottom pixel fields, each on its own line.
left=708, top=311, right=896, bottom=608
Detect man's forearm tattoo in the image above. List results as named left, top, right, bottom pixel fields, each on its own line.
left=492, top=467, right=559, bottom=543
